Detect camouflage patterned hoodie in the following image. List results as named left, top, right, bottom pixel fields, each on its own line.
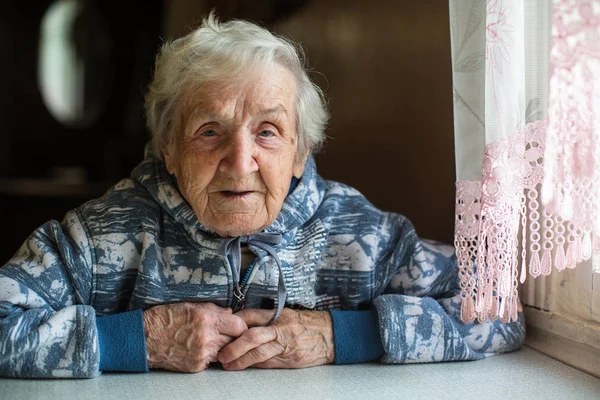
left=0, top=155, right=525, bottom=378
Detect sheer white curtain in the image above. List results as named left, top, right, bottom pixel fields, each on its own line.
left=450, top=0, right=600, bottom=323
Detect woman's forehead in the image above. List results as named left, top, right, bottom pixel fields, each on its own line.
left=181, top=67, right=297, bottom=120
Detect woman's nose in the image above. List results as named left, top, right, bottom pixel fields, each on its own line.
left=219, top=132, right=259, bottom=179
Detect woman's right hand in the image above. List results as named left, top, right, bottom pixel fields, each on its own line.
left=143, top=302, right=247, bottom=372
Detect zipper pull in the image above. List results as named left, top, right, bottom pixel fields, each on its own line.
left=233, top=285, right=245, bottom=312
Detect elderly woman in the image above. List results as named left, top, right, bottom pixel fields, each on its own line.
left=0, top=15, right=524, bottom=378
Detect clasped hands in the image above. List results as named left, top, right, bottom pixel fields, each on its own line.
left=143, top=302, right=335, bottom=372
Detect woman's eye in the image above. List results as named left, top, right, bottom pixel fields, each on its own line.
left=258, top=129, right=275, bottom=138
left=202, top=129, right=217, bottom=137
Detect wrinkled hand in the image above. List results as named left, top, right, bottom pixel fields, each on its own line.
left=218, top=308, right=335, bottom=370
left=143, top=302, right=247, bottom=372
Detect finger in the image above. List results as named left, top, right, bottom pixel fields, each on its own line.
left=252, top=358, right=286, bottom=369
left=235, top=308, right=275, bottom=327
left=187, top=302, right=232, bottom=313
left=203, top=335, right=236, bottom=363
left=252, top=356, right=323, bottom=369
left=217, top=334, right=235, bottom=347
left=222, top=341, right=284, bottom=371
left=217, top=326, right=276, bottom=364
left=216, top=313, right=248, bottom=337
left=189, top=334, right=237, bottom=366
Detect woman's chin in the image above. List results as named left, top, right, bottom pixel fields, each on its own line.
left=208, top=215, right=270, bottom=238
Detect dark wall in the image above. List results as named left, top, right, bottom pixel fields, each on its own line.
left=0, top=0, right=163, bottom=261
left=274, top=0, right=456, bottom=243
left=4, top=1, right=162, bottom=180
left=0, top=2, right=15, bottom=177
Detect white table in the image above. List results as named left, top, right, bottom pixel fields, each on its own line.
left=1, top=347, right=599, bottom=400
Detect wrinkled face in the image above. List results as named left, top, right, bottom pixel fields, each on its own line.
left=163, top=64, right=307, bottom=237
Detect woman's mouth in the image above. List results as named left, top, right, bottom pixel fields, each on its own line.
left=221, top=190, right=253, bottom=199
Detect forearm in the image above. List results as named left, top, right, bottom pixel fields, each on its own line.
left=0, top=214, right=100, bottom=378
left=0, top=302, right=100, bottom=378
left=373, top=294, right=525, bottom=363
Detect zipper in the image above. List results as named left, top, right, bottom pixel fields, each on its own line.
left=232, top=258, right=258, bottom=312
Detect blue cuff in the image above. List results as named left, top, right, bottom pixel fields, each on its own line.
left=96, top=309, right=149, bottom=372
left=329, top=309, right=385, bottom=364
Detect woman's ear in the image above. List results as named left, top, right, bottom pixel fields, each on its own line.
left=162, top=141, right=177, bottom=175
left=293, top=150, right=309, bottom=179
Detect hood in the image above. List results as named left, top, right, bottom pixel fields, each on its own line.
left=130, top=151, right=325, bottom=239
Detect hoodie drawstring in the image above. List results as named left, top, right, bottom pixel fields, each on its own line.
left=220, top=233, right=286, bottom=325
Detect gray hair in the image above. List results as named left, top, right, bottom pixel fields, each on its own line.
left=145, top=13, right=329, bottom=159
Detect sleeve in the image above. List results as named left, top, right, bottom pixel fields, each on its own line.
left=329, top=309, right=384, bottom=364
left=96, top=310, right=148, bottom=372
left=1, top=211, right=102, bottom=378
left=371, top=214, right=525, bottom=364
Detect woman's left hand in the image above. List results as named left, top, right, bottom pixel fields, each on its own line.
left=218, top=308, right=335, bottom=370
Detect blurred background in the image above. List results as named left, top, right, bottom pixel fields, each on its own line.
left=0, top=0, right=455, bottom=262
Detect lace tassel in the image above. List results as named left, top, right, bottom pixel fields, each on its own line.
left=555, top=245, right=566, bottom=271
left=540, top=249, right=552, bottom=275
left=461, top=296, right=476, bottom=323
left=566, top=242, right=576, bottom=268
left=530, top=251, right=541, bottom=277
left=498, top=296, right=508, bottom=323
left=480, top=278, right=493, bottom=315
left=477, top=278, right=493, bottom=321
left=489, top=294, right=499, bottom=321
left=519, top=261, right=528, bottom=283
left=574, top=235, right=583, bottom=264
left=497, top=269, right=511, bottom=296
left=499, top=295, right=516, bottom=323
left=582, top=232, right=592, bottom=260
left=510, top=296, right=519, bottom=322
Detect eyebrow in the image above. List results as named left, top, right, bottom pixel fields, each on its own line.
left=257, top=105, right=288, bottom=118
left=188, top=104, right=288, bottom=119
left=184, top=103, right=290, bottom=135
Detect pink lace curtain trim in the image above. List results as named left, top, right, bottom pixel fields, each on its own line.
left=456, top=0, right=600, bottom=323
